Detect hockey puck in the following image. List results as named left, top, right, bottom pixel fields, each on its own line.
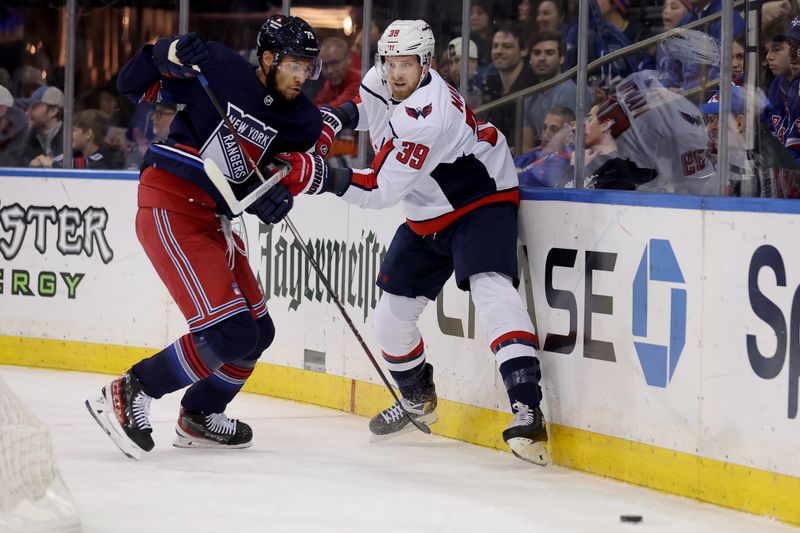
left=620, top=515, right=643, bottom=524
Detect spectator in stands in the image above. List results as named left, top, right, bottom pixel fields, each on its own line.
left=732, top=34, right=746, bottom=86
left=34, top=109, right=125, bottom=169
left=535, top=0, right=567, bottom=33
left=764, top=24, right=800, bottom=146
left=482, top=22, right=537, bottom=149
left=518, top=0, right=534, bottom=24
left=522, top=31, right=591, bottom=153
left=448, top=37, right=483, bottom=108
left=152, top=102, right=177, bottom=142
left=700, top=86, right=759, bottom=194
left=0, top=85, right=26, bottom=167
left=661, top=0, right=691, bottom=31
left=516, top=106, right=575, bottom=188
left=677, top=0, right=745, bottom=41
left=567, top=98, right=655, bottom=190
left=315, top=37, right=361, bottom=108
left=470, top=1, right=496, bottom=66
left=599, top=0, right=649, bottom=45
left=565, top=0, right=636, bottom=88
left=352, top=19, right=381, bottom=68
left=16, top=85, right=64, bottom=167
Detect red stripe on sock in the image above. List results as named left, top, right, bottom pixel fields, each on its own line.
left=490, top=330, right=539, bottom=353
left=382, top=338, right=425, bottom=362
left=219, top=363, right=253, bottom=379
left=180, top=335, right=211, bottom=378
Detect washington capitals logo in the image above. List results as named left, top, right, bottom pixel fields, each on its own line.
left=405, top=103, right=433, bottom=120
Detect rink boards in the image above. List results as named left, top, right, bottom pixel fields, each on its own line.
left=1, top=169, right=799, bottom=525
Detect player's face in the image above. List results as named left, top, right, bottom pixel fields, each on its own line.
left=492, top=32, right=526, bottom=72
left=732, top=41, right=745, bottom=78
left=661, top=0, right=687, bottom=31
left=530, top=40, right=563, bottom=79
left=274, top=56, right=314, bottom=100
left=767, top=41, right=792, bottom=77
left=384, top=55, right=422, bottom=101
left=541, top=113, right=567, bottom=147
left=536, top=1, right=563, bottom=32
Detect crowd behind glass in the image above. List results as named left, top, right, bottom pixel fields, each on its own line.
left=0, top=0, right=797, bottom=197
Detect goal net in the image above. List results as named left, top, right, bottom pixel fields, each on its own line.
left=0, top=374, right=81, bottom=532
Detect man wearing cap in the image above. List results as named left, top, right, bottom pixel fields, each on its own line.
left=447, top=37, right=482, bottom=108
left=0, top=85, right=26, bottom=167
left=700, top=85, right=751, bottom=191
left=16, top=85, right=65, bottom=167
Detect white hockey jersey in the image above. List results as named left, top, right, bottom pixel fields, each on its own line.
left=342, top=67, right=519, bottom=235
left=613, top=71, right=718, bottom=194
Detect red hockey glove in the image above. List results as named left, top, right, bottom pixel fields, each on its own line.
left=595, top=95, right=631, bottom=139
left=275, top=152, right=329, bottom=196
left=315, top=106, right=344, bottom=159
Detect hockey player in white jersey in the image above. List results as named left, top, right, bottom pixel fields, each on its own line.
left=277, top=19, right=549, bottom=465
left=597, top=69, right=718, bottom=194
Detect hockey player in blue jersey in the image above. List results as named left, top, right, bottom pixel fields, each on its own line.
left=86, top=15, right=325, bottom=459
left=277, top=20, right=550, bottom=465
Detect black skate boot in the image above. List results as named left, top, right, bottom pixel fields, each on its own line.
left=369, top=395, right=438, bottom=439
left=85, top=371, right=154, bottom=460
left=369, top=363, right=438, bottom=439
left=502, top=401, right=550, bottom=466
left=173, top=408, right=253, bottom=448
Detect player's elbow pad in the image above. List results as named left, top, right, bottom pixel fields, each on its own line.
left=323, top=167, right=352, bottom=196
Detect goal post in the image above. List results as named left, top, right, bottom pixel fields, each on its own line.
left=0, top=374, right=81, bottom=532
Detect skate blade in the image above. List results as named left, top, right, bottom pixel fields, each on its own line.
left=173, top=427, right=253, bottom=449
left=369, top=412, right=438, bottom=443
left=508, top=437, right=551, bottom=466
left=85, top=392, right=145, bottom=461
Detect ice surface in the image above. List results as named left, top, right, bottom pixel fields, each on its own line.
left=1, top=365, right=794, bottom=533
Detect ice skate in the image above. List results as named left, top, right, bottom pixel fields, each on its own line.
left=85, top=371, right=154, bottom=460
left=173, top=407, right=253, bottom=448
left=369, top=394, right=438, bottom=440
left=502, top=401, right=550, bottom=466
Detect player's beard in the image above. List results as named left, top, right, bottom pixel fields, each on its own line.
left=265, top=68, right=296, bottom=105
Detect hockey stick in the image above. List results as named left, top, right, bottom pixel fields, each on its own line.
left=203, top=159, right=289, bottom=215
left=192, top=66, right=431, bottom=435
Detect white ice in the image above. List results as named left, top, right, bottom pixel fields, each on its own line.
left=1, top=365, right=795, bottom=533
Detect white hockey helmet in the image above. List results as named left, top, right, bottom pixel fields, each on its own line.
left=376, top=20, right=435, bottom=89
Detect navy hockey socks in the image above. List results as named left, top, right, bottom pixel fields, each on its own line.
left=132, top=333, right=223, bottom=399
left=180, top=314, right=275, bottom=413
left=498, top=356, right=543, bottom=409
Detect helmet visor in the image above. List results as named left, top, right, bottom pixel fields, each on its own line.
left=278, top=55, right=323, bottom=80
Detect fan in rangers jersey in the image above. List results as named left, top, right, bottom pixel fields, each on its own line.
left=85, top=15, right=324, bottom=459
left=278, top=19, right=550, bottom=465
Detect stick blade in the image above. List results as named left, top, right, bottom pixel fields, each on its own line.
left=203, top=158, right=243, bottom=214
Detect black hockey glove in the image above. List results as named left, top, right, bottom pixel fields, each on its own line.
left=153, top=33, right=209, bottom=78
left=245, top=182, right=293, bottom=224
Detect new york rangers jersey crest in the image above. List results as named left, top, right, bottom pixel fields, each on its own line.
left=405, top=103, right=433, bottom=120
left=201, top=103, right=278, bottom=184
